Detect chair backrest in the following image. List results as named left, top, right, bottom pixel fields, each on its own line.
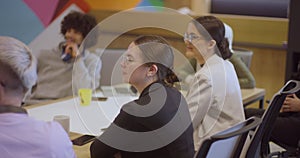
left=194, top=117, right=261, bottom=158
left=233, top=47, right=253, bottom=68
left=98, top=49, right=125, bottom=86
left=245, top=80, right=300, bottom=158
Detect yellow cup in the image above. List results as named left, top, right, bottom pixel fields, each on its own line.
left=78, top=88, right=92, bottom=106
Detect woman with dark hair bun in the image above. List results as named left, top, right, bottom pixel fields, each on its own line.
left=90, top=35, right=195, bottom=158
left=177, top=22, right=256, bottom=89
left=132, top=35, right=180, bottom=87
left=183, top=15, right=245, bottom=150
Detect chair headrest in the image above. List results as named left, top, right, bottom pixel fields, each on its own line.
left=280, top=80, right=300, bottom=95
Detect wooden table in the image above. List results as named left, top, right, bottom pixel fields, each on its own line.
left=180, top=87, right=266, bottom=109
left=25, top=95, right=135, bottom=158
left=241, top=88, right=266, bottom=109
left=25, top=87, right=266, bottom=158
left=70, top=132, right=92, bottom=158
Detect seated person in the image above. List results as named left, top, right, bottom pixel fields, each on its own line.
left=25, top=11, right=101, bottom=105
left=0, top=36, right=75, bottom=158
left=183, top=16, right=245, bottom=149
left=245, top=72, right=300, bottom=148
left=90, top=35, right=195, bottom=158
left=177, top=23, right=255, bottom=89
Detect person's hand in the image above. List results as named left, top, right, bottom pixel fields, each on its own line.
left=282, top=94, right=300, bottom=112
left=64, top=42, right=79, bottom=58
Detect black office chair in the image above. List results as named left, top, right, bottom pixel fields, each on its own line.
left=194, top=116, right=261, bottom=158
left=245, top=80, right=300, bottom=158
left=267, top=140, right=300, bottom=158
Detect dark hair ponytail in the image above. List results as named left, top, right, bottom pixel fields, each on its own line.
left=163, top=66, right=179, bottom=87
left=218, top=38, right=232, bottom=60
left=146, top=62, right=179, bottom=87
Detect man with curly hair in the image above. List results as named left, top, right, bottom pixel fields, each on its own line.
left=25, top=11, right=101, bottom=105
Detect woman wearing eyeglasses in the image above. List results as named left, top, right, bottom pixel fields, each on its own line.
left=90, top=35, right=195, bottom=158
left=183, top=16, right=245, bottom=150
left=177, top=23, right=256, bottom=89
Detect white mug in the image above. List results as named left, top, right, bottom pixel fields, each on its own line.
left=53, top=115, right=70, bottom=134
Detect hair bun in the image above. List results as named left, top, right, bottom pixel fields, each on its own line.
left=164, top=68, right=179, bottom=86
left=218, top=38, right=232, bottom=60
left=21, top=54, right=37, bottom=89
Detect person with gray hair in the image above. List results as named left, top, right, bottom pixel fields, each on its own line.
left=0, top=36, right=75, bottom=158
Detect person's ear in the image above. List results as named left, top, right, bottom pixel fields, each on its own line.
left=207, top=40, right=216, bottom=50
left=147, top=64, right=158, bottom=77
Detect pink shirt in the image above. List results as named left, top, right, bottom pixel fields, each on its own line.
left=0, top=113, right=76, bottom=158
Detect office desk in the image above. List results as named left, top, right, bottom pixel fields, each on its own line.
left=26, top=95, right=136, bottom=158
left=25, top=87, right=265, bottom=158
left=26, top=95, right=136, bottom=135
left=241, top=88, right=266, bottom=109
left=70, top=132, right=92, bottom=158
left=180, top=87, right=266, bottom=109
left=26, top=88, right=266, bottom=133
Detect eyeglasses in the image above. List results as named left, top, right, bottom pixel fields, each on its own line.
left=184, top=33, right=201, bottom=43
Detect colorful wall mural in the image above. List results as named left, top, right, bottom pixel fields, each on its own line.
left=0, top=0, right=164, bottom=44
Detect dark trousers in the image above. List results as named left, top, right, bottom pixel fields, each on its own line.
left=245, top=108, right=300, bottom=148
